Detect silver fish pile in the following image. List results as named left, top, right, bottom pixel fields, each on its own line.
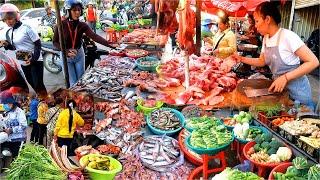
left=70, top=67, right=131, bottom=101
left=95, top=127, right=143, bottom=156
left=98, top=56, right=136, bottom=70
left=150, top=109, right=181, bottom=131
left=138, top=135, right=183, bottom=172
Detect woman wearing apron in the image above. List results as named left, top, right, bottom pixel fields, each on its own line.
left=233, top=1, right=319, bottom=110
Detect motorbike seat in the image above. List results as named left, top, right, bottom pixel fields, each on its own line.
left=41, top=41, right=59, bottom=51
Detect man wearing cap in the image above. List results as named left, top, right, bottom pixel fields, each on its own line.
left=0, top=92, right=27, bottom=158
left=41, top=6, right=56, bottom=29
left=201, top=19, right=216, bottom=38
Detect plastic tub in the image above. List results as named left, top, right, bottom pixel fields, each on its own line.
left=136, top=56, right=160, bottom=71
left=146, top=108, right=185, bottom=136
left=185, top=133, right=234, bottom=155
left=136, top=99, right=163, bottom=115
left=243, top=141, right=291, bottom=168
left=178, top=129, right=203, bottom=165
left=234, top=126, right=269, bottom=144
left=79, top=154, right=122, bottom=180
left=268, top=162, right=292, bottom=180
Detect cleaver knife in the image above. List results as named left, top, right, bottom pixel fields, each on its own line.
left=244, top=88, right=275, bottom=97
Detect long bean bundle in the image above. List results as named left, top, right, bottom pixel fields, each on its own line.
left=6, top=143, right=66, bottom=180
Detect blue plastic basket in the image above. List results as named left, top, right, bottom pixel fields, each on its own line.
left=184, top=117, right=223, bottom=132
left=185, top=133, right=234, bottom=155
left=146, top=108, right=185, bottom=136
left=234, top=126, right=269, bottom=144
left=136, top=56, right=160, bottom=72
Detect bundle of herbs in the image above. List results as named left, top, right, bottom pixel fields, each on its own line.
left=253, top=103, right=282, bottom=117
left=6, top=143, right=66, bottom=180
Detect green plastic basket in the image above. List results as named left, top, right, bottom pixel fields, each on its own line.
left=79, top=154, right=122, bottom=180
left=136, top=99, right=164, bottom=115
left=136, top=56, right=160, bottom=72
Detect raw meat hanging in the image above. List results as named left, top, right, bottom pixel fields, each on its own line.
left=177, top=0, right=196, bottom=55
left=155, top=0, right=179, bottom=34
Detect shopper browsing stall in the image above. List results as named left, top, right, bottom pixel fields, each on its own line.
left=54, top=99, right=84, bottom=154
left=29, top=93, right=39, bottom=142
left=0, top=3, right=47, bottom=96
left=0, top=92, right=27, bottom=158
left=37, top=97, right=49, bottom=145
left=204, top=13, right=237, bottom=58
left=53, top=0, right=115, bottom=86
left=232, top=1, right=319, bottom=110
left=46, top=97, right=63, bottom=148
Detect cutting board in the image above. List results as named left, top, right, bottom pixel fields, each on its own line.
left=233, top=79, right=292, bottom=109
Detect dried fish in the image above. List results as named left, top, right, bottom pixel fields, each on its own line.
left=149, top=109, right=181, bottom=131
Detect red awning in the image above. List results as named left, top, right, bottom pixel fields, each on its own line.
left=201, top=0, right=269, bottom=17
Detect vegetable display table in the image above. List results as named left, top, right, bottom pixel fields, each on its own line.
left=188, top=151, right=227, bottom=180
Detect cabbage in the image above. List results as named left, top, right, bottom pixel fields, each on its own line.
left=276, top=147, right=292, bottom=161
left=293, top=157, right=310, bottom=170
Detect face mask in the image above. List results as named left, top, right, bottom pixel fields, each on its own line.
left=3, top=104, right=11, bottom=112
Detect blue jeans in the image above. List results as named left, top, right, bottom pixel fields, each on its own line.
left=61, top=47, right=85, bottom=86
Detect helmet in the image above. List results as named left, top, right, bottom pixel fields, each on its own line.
left=0, top=3, right=20, bottom=21
left=63, top=0, right=83, bottom=18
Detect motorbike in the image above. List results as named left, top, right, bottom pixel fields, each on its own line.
left=99, top=11, right=117, bottom=32
left=0, top=50, right=29, bottom=96
left=41, top=35, right=109, bottom=74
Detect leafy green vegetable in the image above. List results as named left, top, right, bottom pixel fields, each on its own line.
left=261, top=141, right=270, bottom=150
left=254, top=134, right=263, bottom=144
left=262, top=133, right=273, bottom=142
left=186, top=116, right=221, bottom=130
left=267, top=148, right=278, bottom=155
left=286, top=166, right=300, bottom=176
left=308, top=165, right=320, bottom=180
left=213, top=167, right=261, bottom=180
left=6, top=143, right=66, bottom=180
left=254, top=144, right=261, bottom=151
left=293, top=157, right=310, bottom=170
left=254, top=103, right=282, bottom=117
left=269, top=140, right=282, bottom=149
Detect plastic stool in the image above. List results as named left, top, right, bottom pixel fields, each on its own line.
left=235, top=140, right=246, bottom=163
left=106, top=29, right=117, bottom=42
left=188, top=151, right=227, bottom=180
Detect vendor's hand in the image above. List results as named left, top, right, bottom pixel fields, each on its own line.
left=231, top=52, right=243, bottom=63
left=4, top=128, right=12, bottom=134
left=212, top=49, right=219, bottom=56
left=268, top=74, right=288, bottom=93
left=0, top=40, right=8, bottom=47
left=25, top=60, right=31, bottom=65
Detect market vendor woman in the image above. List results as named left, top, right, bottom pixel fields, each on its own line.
left=53, top=0, right=115, bottom=86
left=233, top=2, right=319, bottom=110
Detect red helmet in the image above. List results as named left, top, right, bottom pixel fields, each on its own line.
left=0, top=3, right=20, bottom=21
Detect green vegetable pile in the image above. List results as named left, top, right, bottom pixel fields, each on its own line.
left=185, top=116, right=221, bottom=131
left=111, top=24, right=128, bottom=32
left=233, top=111, right=252, bottom=124
left=274, top=157, right=320, bottom=180
left=138, top=19, right=152, bottom=26
left=212, top=167, right=262, bottom=180
left=190, top=124, right=233, bottom=149
left=254, top=103, right=282, bottom=117
left=254, top=133, right=282, bottom=155
left=6, top=143, right=66, bottom=180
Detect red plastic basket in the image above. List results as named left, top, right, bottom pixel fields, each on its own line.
left=243, top=141, right=291, bottom=178
left=268, top=162, right=292, bottom=180
left=178, top=129, right=203, bottom=165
